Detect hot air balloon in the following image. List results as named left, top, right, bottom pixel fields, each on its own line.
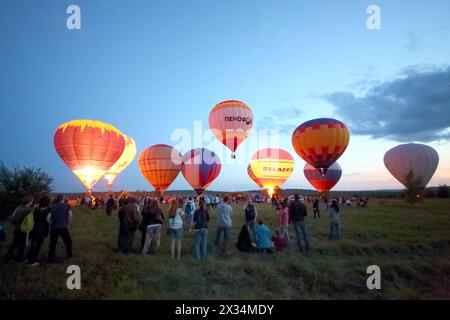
left=304, top=162, right=342, bottom=193
left=104, top=135, right=137, bottom=188
left=209, top=100, right=253, bottom=159
left=384, top=143, right=439, bottom=189
left=249, top=148, right=295, bottom=197
left=247, top=164, right=264, bottom=188
left=138, top=144, right=183, bottom=194
left=181, top=148, right=221, bottom=195
left=54, top=120, right=126, bottom=191
left=292, top=118, right=349, bottom=174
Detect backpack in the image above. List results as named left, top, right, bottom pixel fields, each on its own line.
left=245, top=204, right=256, bottom=221
left=0, top=224, right=6, bottom=241
left=20, top=211, right=35, bottom=233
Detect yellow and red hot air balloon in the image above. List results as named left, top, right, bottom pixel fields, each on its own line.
left=54, top=120, right=126, bottom=191
left=104, top=135, right=137, bottom=188
left=249, top=148, right=295, bottom=197
left=138, top=144, right=182, bottom=194
left=292, top=118, right=350, bottom=174
left=209, top=100, right=253, bottom=159
left=247, top=164, right=264, bottom=189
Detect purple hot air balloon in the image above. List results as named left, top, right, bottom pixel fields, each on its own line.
left=181, top=148, right=221, bottom=195
left=304, top=162, right=342, bottom=193
left=384, top=143, right=439, bottom=188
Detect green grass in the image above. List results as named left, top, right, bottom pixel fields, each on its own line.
left=1, top=199, right=450, bottom=300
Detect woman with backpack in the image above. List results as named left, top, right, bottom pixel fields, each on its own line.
left=4, top=194, right=34, bottom=263
left=168, top=198, right=184, bottom=260
left=26, top=195, right=51, bottom=266
left=328, top=200, right=341, bottom=240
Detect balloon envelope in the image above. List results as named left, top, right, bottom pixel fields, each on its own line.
left=247, top=164, right=264, bottom=188
left=249, top=148, right=294, bottom=195
left=292, top=118, right=349, bottom=173
left=181, top=148, right=221, bottom=195
left=304, top=162, right=342, bottom=193
left=54, top=119, right=125, bottom=190
left=138, top=144, right=182, bottom=193
left=104, top=135, right=137, bottom=188
left=209, top=100, right=253, bottom=158
left=384, top=143, right=439, bottom=188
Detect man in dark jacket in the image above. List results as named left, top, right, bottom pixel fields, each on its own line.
left=48, top=194, right=73, bottom=262
left=288, top=194, right=310, bottom=252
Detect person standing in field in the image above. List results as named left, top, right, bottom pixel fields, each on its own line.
left=191, top=198, right=210, bottom=260
left=277, top=200, right=290, bottom=247
left=117, top=198, right=129, bottom=252
left=215, top=196, right=233, bottom=254
left=47, top=194, right=73, bottom=263
left=105, top=194, right=116, bottom=216
left=288, top=193, right=310, bottom=252
left=168, top=198, right=184, bottom=260
left=184, top=196, right=195, bottom=232
left=26, top=195, right=51, bottom=266
left=121, top=198, right=139, bottom=254
left=142, top=199, right=164, bottom=254
left=4, top=194, right=34, bottom=263
left=313, top=198, right=320, bottom=219
left=140, top=199, right=153, bottom=250
left=243, top=198, right=257, bottom=242
left=328, top=200, right=341, bottom=240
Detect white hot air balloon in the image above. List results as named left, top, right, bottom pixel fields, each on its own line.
left=384, top=143, right=439, bottom=188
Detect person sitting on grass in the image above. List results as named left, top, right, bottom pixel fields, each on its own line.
left=328, top=200, right=341, bottom=240
left=255, top=219, right=273, bottom=254
left=236, top=225, right=256, bottom=253
left=272, top=229, right=288, bottom=253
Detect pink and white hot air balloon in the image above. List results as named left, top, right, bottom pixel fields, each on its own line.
left=384, top=143, right=439, bottom=189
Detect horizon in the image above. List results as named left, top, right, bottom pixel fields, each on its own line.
left=1, top=0, right=449, bottom=193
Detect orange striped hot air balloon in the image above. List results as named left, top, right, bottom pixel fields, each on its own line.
left=138, top=144, right=182, bottom=194
left=209, top=100, right=253, bottom=159
left=53, top=120, right=126, bottom=191
left=292, top=118, right=350, bottom=174
left=104, top=135, right=137, bottom=188
left=247, top=164, right=263, bottom=188
left=249, top=148, right=295, bottom=197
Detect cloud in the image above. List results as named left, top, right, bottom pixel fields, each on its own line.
left=404, top=31, right=419, bottom=51
left=256, top=107, right=303, bottom=135
left=324, top=66, right=450, bottom=142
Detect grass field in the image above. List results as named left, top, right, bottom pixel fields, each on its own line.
left=1, top=199, right=450, bottom=300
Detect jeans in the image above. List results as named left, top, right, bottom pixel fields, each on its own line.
left=246, top=220, right=256, bottom=242
left=215, top=227, right=231, bottom=252
left=292, top=221, right=310, bottom=251
left=5, top=230, right=27, bottom=262
left=194, top=228, right=208, bottom=260
left=48, top=228, right=73, bottom=262
left=142, top=224, right=161, bottom=254
left=329, top=222, right=340, bottom=240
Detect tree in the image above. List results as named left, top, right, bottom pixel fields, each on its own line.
left=403, top=170, right=424, bottom=203
left=437, top=184, right=450, bottom=198
left=0, top=163, right=53, bottom=220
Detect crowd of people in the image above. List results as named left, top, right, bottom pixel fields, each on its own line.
left=1, top=192, right=348, bottom=265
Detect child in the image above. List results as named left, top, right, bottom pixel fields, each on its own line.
left=272, top=230, right=288, bottom=253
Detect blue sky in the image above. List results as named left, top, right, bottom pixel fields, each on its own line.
left=1, top=0, right=449, bottom=192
